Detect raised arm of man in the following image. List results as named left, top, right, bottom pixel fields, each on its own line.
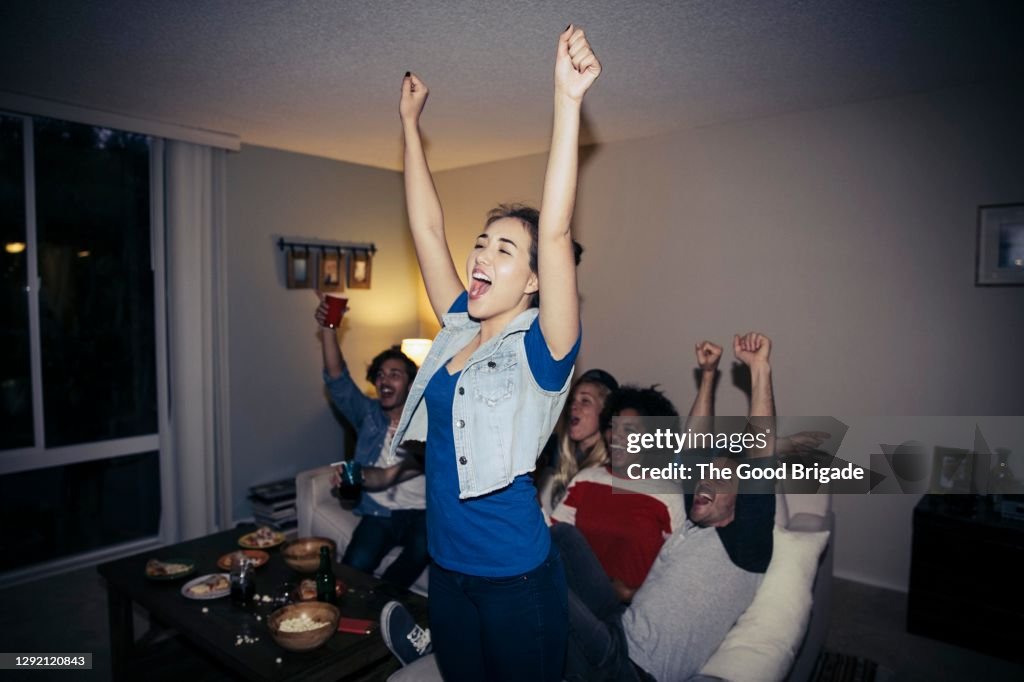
left=733, top=332, right=775, bottom=458
left=685, top=340, right=722, bottom=439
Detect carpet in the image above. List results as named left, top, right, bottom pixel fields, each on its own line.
left=812, top=651, right=879, bottom=682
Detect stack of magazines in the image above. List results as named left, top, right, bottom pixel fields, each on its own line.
left=249, top=478, right=297, bottom=531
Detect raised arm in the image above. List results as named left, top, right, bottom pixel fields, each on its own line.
left=314, top=296, right=374, bottom=426
left=400, top=73, right=464, bottom=320
left=314, top=294, right=346, bottom=379
left=687, top=340, right=721, bottom=423
left=537, top=26, right=601, bottom=358
left=733, top=332, right=775, bottom=458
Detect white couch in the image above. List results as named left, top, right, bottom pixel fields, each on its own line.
left=296, top=465, right=832, bottom=681
left=296, top=465, right=430, bottom=596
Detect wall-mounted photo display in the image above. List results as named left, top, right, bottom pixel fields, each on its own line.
left=319, top=248, right=344, bottom=293
left=286, top=248, right=314, bottom=289
left=348, top=249, right=372, bottom=289
left=278, top=238, right=375, bottom=291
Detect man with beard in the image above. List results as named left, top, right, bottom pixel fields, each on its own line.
left=315, top=299, right=428, bottom=590
left=554, top=331, right=777, bottom=681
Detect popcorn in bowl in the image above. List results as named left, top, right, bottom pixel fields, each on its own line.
left=278, top=613, right=331, bottom=633
left=267, top=602, right=340, bottom=651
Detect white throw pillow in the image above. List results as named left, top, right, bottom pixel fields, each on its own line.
left=699, top=526, right=830, bottom=682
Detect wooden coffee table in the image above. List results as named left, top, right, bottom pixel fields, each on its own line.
left=98, top=526, right=428, bottom=681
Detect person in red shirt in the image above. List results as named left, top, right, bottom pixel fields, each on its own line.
left=550, top=341, right=725, bottom=603
left=551, top=385, right=686, bottom=603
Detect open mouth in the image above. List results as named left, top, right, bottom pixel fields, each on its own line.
left=569, top=416, right=581, bottom=428
left=693, top=483, right=716, bottom=508
left=379, top=386, right=396, bottom=400
left=469, top=270, right=492, bottom=299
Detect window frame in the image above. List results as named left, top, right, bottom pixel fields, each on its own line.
left=0, top=114, right=174, bottom=587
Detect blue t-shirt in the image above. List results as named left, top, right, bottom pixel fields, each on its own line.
left=424, top=293, right=580, bottom=576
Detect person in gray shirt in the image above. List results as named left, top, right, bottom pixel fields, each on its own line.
left=554, top=331, right=777, bottom=681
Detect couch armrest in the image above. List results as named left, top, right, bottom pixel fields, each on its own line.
left=788, top=512, right=828, bottom=533
left=700, top=519, right=832, bottom=682
left=786, top=511, right=834, bottom=682
left=296, top=465, right=337, bottom=538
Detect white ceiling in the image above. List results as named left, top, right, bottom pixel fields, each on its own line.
left=1, top=1, right=1021, bottom=171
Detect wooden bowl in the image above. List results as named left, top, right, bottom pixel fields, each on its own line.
left=267, top=601, right=340, bottom=652
left=281, top=537, right=337, bottom=574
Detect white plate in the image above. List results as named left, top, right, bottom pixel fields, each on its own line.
left=181, top=573, right=231, bottom=600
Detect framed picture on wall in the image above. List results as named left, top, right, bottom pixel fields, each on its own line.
left=348, top=250, right=372, bottom=289
left=286, top=248, right=313, bottom=289
left=319, top=249, right=344, bottom=293
left=929, top=446, right=972, bottom=494
left=976, top=203, right=1024, bottom=285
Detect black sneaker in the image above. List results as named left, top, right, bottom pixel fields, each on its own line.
left=380, top=600, right=432, bottom=666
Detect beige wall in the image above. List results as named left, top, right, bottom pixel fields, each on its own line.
left=225, top=146, right=419, bottom=521
left=432, top=82, right=1024, bottom=590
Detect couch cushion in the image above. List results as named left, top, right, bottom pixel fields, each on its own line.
left=698, top=526, right=830, bottom=682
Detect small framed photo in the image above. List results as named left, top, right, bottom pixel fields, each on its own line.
left=976, top=203, right=1024, bottom=285
left=319, top=250, right=344, bottom=293
left=286, top=249, right=313, bottom=289
left=348, top=250, right=372, bottom=289
left=929, top=446, right=972, bottom=494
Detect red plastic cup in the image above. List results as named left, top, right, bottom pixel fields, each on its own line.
left=324, top=295, right=348, bottom=328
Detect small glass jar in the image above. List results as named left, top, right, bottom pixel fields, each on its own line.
left=230, top=557, right=256, bottom=606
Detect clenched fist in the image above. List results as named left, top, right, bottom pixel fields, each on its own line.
left=556, top=25, right=601, bottom=101
left=733, top=332, right=771, bottom=367
left=400, top=72, right=429, bottom=123
left=695, top=341, right=723, bottom=372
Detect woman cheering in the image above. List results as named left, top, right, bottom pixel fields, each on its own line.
left=381, top=25, right=601, bottom=682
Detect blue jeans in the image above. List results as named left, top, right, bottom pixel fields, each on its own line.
left=341, top=510, right=429, bottom=590
left=428, top=543, right=568, bottom=682
left=551, top=524, right=647, bottom=682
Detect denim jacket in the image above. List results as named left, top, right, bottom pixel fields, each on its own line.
left=324, top=368, right=426, bottom=514
left=387, top=304, right=574, bottom=499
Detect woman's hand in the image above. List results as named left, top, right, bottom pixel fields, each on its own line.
left=555, top=25, right=601, bottom=102
left=400, top=72, right=429, bottom=124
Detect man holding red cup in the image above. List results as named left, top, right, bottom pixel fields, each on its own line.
left=314, top=295, right=429, bottom=590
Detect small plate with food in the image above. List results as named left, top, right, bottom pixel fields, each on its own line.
left=145, top=558, right=195, bottom=580
left=181, top=573, right=231, bottom=600
left=216, top=549, right=270, bottom=571
left=238, top=526, right=285, bottom=550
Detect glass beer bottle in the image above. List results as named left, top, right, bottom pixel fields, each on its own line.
left=316, top=545, right=337, bottom=605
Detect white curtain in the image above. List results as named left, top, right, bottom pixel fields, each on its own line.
left=164, top=140, right=229, bottom=540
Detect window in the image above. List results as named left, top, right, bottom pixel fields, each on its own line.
left=33, top=118, right=157, bottom=446
left=0, top=115, right=31, bottom=450
left=0, top=115, right=163, bottom=575
left=0, top=452, right=160, bottom=571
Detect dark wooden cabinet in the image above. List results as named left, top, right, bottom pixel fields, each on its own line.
left=907, top=495, right=1024, bottom=663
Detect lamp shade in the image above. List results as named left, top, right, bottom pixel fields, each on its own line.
left=400, top=338, right=432, bottom=367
